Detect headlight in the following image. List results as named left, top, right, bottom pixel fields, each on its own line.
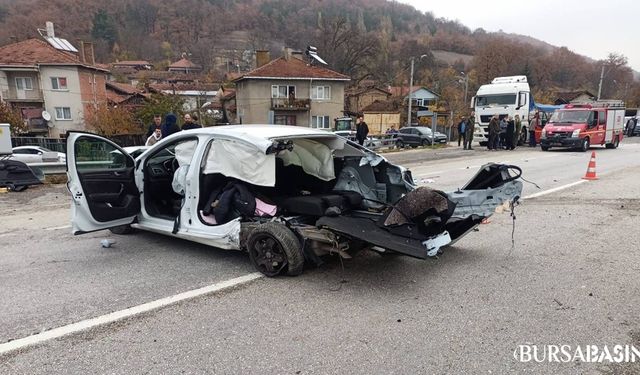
left=571, top=129, right=580, bottom=137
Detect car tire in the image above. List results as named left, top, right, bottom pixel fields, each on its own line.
left=541, top=145, right=550, bottom=151
left=421, top=139, right=429, bottom=146
left=8, top=185, right=28, bottom=192
left=580, top=138, right=590, bottom=152
left=606, top=136, right=619, bottom=149
left=247, top=222, right=304, bottom=277
left=395, top=140, right=404, bottom=149
left=109, top=225, right=135, bottom=235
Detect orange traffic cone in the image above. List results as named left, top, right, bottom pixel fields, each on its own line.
left=582, top=151, right=598, bottom=180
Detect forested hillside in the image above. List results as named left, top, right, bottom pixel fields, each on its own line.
left=0, top=0, right=637, bottom=107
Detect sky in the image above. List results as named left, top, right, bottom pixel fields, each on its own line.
left=399, top=0, right=640, bottom=72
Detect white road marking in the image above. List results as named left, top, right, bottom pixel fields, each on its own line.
left=0, top=272, right=264, bottom=355
left=45, top=225, right=72, bottom=231
left=522, top=180, right=589, bottom=200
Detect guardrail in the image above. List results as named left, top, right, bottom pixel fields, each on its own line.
left=27, top=162, right=67, bottom=175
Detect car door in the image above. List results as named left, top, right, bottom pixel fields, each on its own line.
left=593, top=111, right=606, bottom=144
left=67, top=133, right=140, bottom=234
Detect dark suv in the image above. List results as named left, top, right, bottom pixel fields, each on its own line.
left=395, top=126, right=448, bottom=148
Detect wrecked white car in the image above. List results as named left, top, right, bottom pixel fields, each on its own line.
left=66, top=125, right=523, bottom=277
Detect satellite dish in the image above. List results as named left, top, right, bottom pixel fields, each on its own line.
left=42, top=110, right=51, bottom=121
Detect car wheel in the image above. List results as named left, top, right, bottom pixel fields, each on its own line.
left=606, top=136, right=620, bottom=149
left=109, top=225, right=135, bottom=235
left=247, top=222, right=304, bottom=277
left=395, top=140, right=404, bottom=148
left=580, top=138, right=590, bottom=152
left=8, top=185, right=29, bottom=192
left=541, top=146, right=550, bottom=151
left=421, top=139, right=429, bottom=146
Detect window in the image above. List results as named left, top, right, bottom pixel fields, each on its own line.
left=274, top=115, right=296, bottom=125
left=74, top=136, right=131, bottom=171
left=311, top=86, right=331, bottom=100
left=15, top=77, right=33, bottom=90
left=598, top=111, right=606, bottom=125
left=271, top=85, right=295, bottom=98
left=51, top=77, right=68, bottom=90
left=55, top=107, right=72, bottom=120
left=311, top=115, right=330, bottom=129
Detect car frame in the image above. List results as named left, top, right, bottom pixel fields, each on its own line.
left=66, top=125, right=522, bottom=277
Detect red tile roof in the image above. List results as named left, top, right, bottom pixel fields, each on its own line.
left=362, top=99, right=402, bottom=113
left=112, top=60, right=152, bottom=66
left=237, top=57, right=350, bottom=81
left=0, top=38, right=107, bottom=71
left=106, top=81, right=141, bottom=95
left=149, top=83, right=218, bottom=92
left=169, top=58, right=201, bottom=70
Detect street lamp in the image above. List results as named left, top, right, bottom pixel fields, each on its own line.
left=406, top=54, right=428, bottom=127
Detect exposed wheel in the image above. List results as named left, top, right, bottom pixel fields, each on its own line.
left=606, top=136, right=619, bottom=149
left=395, top=140, right=404, bottom=148
left=421, top=139, right=429, bottom=146
left=519, top=128, right=528, bottom=145
left=541, top=145, right=550, bottom=151
left=580, top=137, right=590, bottom=152
left=8, top=185, right=28, bottom=192
left=109, top=224, right=134, bottom=235
left=247, top=222, right=304, bottom=277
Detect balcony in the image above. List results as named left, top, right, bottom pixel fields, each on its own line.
left=271, top=98, right=310, bottom=111
left=1, top=89, right=44, bottom=103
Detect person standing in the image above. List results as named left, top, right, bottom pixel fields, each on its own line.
left=146, top=114, right=163, bottom=138
left=182, top=113, right=202, bottom=130
left=355, top=115, right=369, bottom=146
left=457, top=116, right=467, bottom=147
left=505, top=115, right=515, bottom=150
left=464, top=111, right=475, bottom=150
left=529, top=111, right=539, bottom=147
left=513, top=114, right=522, bottom=148
left=145, top=128, right=162, bottom=146
left=488, top=115, right=499, bottom=151
left=161, top=113, right=180, bottom=138
left=499, top=116, right=508, bottom=149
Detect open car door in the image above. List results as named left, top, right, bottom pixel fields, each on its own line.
left=66, top=132, right=140, bottom=234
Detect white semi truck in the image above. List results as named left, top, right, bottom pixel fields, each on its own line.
left=472, top=76, right=531, bottom=146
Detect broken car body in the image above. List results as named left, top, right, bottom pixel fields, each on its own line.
left=66, top=125, right=523, bottom=276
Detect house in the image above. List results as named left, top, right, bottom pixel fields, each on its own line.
left=111, top=60, right=153, bottom=71
left=361, top=99, right=402, bottom=134
left=168, top=57, right=202, bottom=74
left=105, top=81, right=148, bottom=110
left=0, top=32, right=109, bottom=137
left=345, top=85, right=392, bottom=116
left=234, top=50, right=350, bottom=127
left=389, top=86, right=439, bottom=108
left=149, top=83, right=218, bottom=112
left=553, top=90, right=595, bottom=105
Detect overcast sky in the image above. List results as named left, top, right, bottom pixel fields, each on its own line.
left=399, top=0, right=640, bottom=72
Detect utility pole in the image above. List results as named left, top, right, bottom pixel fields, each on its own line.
left=462, top=73, right=469, bottom=108
left=597, top=65, right=605, bottom=100
left=406, top=57, right=414, bottom=128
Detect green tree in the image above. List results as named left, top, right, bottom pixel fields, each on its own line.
left=91, top=10, right=118, bottom=47
left=136, top=94, right=185, bottom=126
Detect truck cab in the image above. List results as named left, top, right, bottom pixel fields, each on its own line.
left=540, top=102, right=625, bottom=152
left=472, top=76, right=530, bottom=146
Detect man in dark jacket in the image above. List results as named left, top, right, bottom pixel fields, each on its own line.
left=355, top=115, right=369, bottom=146
left=161, top=113, right=180, bottom=138
left=457, top=116, right=467, bottom=147
left=182, top=114, right=202, bottom=130
left=488, top=115, right=499, bottom=150
left=146, top=114, right=163, bottom=138
left=464, top=111, right=475, bottom=150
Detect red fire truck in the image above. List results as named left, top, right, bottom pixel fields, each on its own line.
left=540, top=101, right=625, bottom=152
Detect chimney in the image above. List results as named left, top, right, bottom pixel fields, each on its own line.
left=78, top=41, right=96, bottom=65
left=283, top=47, right=293, bottom=61
left=256, top=50, right=270, bottom=68
left=291, top=50, right=304, bottom=61
left=45, top=21, right=55, bottom=37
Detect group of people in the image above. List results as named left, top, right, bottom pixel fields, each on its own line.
left=456, top=111, right=476, bottom=150
left=486, top=114, right=523, bottom=151
left=145, top=113, right=202, bottom=146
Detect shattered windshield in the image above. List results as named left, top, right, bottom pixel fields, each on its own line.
left=476, top=94, right=516, bottom=106
left=550, top=110, right=590, bottom=123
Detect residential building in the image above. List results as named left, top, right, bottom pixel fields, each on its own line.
left=389, top=86, right=439, bottom=108
left=553, top=90, right=595, bottom=105
left=105, top=81, right=149, bottom=111
left=345, top=85, right=392, bottom=116
left=0, top=36, right=108, bottom=137
left=168, top=57, right=202, bottom=74
left=234, top=50, right=350, bottom=127
left=111, top=60, right=153, bottom=71
left=361, top=99, right=402, bottom=134
left=149, top=83, right=218, bottom=112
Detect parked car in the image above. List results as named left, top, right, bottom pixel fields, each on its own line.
left=333, top=130, right=382, bottom=149
left=394, top=126, right=448, bottom=148
left=10, top=146, right=66, bottom=163
left=66, top=125, right=523, bottom=277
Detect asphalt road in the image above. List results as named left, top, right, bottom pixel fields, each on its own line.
left=1, top=138, right=639, bottom=374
